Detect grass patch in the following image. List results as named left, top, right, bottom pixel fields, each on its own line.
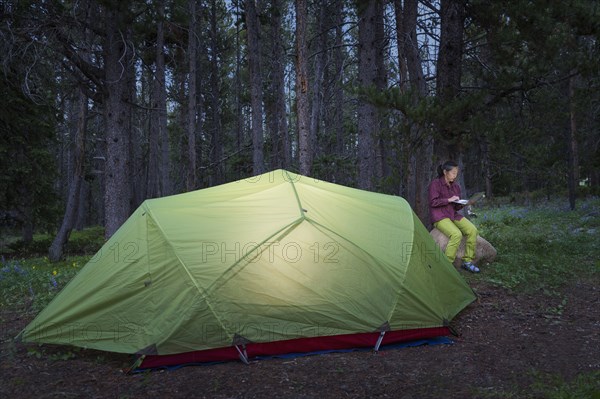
left=0, top=255, right=91, bottom=313
left=470, top=197, right=600, bottom=291
left=0, top=226, right=103, bottom=312
left=472, top=370, right=600, bottom=399
left=529, top=370, right=600, bottom=399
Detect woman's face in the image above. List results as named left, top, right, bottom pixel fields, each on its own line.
left=444, top=167, right=459, bottom=183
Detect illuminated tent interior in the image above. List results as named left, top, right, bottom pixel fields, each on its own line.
left=20, top=169, right=475, bottom=370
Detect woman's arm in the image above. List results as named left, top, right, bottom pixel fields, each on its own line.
left=429, top=180, right=455, bottom=208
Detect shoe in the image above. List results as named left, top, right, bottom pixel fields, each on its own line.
left=462, top=261, right=480, bottom=273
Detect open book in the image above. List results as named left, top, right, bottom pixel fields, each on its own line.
left=451, top=191, right=485, bottom=205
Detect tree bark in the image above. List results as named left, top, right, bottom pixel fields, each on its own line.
left=246, top=0, right=265, bottom=175
left=435, top=0, right=466, bottom=162
left=267, top=0, right=290, bottom=169
left=210, top=0, right=224, bottom=184
left=403, top=0, right=426, bottom=94
left=481, top=134, right=493, bottom=199
left=309, top=1, right=328, bottom=171
left=103, top=5, right=132, bottom=238
left=393, top=0, right=409, bottom=90
left=373, top=0, right=388, bottom=183
left=332, top=1, right=345, bottom=166
left=49, top=91, right=87, bottom=261
left=147, top=0, right=167, bottom=198
left=147, top=66, right=161, bottom=199
left=357, top=0, right=381, bottom=190
left=127, top=29, right=143, bottom=209
left=405, top=0, right=431, bottom=224
left=296, top=0, right=311, bottom=175
left=235, top=0, right=244, bottom=178
left=567, top=74, right=579, bottom=210
left=186, top=0, right=198, bottom=191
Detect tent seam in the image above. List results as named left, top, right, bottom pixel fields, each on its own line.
left=144, top=203, right=234, bottom=345
left=205, top=216, right=305, bottom=294
left=284, top=170, right=306, bottom=218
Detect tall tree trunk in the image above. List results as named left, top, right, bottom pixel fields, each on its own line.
left=405, top=0, right=431, bottom=224
left=49, top=91, right=87, bottom=261
left=186, top=0, right=198, bottom=191
left=481, top=134, right=493, bottom=199
left=394, top=0, right=413, bottom=202
left=147, top=0, right=166, bottom=199
left=332, top=1, right=345, bottom=169
left=296, top=0, right=311, bottom=175
left=147, top=66, right=161, bottom=199
left=235, top=0, right=244, bottom=178
left=246, top=0, right=264, bottom=175
left=75, top=180, right=89, bottom=230
left=373, top=0, right=387, bottom=183
left=403, top=0, right=426, bottom=94
left=357, top=0, right=380, bottom=190
left=127, top=33, right=143, bottom=210
left=567, top=74, right=579, bottom=210
left=268, top=0, right=290, bottom=169
left=309, top=1, right=328, bottom=171
left=393, top=0, right=409, bottom=90
left=103, top=5, right=132, bottom=238
left=156, top=0, right=171, bottom=196
left=210, top=0, right=224, bottom=184
left=435, top=0, right=466, bottom=162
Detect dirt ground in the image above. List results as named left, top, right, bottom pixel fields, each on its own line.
left=1, top=279, right=599, bottom=399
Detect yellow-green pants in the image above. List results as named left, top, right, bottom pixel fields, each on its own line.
left=434, top=217, right=478, bottom=263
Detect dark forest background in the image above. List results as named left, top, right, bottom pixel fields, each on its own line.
left=1, top=0, right=599, bottom=260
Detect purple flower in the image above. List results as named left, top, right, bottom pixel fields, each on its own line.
left=13, top=264, right=26, bottom=275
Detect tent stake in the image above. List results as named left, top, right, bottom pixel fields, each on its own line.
left=235, top=344, right=250, bottom=365
left=374, top=331, right=386, bottom=352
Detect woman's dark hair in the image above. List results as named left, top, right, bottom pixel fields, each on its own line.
left=437, top=160, right=458, bottom=178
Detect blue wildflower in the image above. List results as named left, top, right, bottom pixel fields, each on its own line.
left=50, top=275, right=58, bottom=289
left=13, top=264, right=27, bottom=275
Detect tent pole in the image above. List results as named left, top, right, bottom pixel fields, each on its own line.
left=374, top=331, right=386, bottom=352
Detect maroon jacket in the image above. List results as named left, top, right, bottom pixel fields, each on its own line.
left=428, top=176, right=464, bottom=224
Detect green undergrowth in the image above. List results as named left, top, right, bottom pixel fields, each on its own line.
left=0, top=255, right=92, bottom=313
left=1, top=226, right=105, bottom=257
left=470, top=197, right=600, bottom=291
left=472, top=369, right=600, bottom=399
left=0, top=226, right=104, bottom=313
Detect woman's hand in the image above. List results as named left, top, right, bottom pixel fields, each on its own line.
left=448, top=196, right=460, bottom=203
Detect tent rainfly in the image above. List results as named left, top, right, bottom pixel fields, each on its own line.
left=20, top=169, right=476, bottom=369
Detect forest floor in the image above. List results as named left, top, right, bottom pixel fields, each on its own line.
left=1, top=278, right=599, bottom=399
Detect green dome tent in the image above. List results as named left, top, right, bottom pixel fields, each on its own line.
left=20, top=170, right=475, bottom=368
